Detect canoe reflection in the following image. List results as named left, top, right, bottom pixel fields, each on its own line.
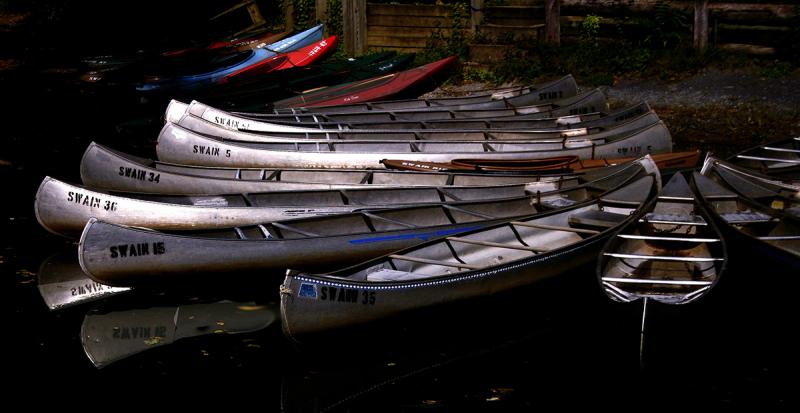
left=80, top=300, right=277, bottom=368
left=37, top=249, right=131, bottom=311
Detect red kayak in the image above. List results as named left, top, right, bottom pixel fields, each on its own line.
left=270, top=55, right=458, bottom=109
left=222, top=36, right=338, bottom=82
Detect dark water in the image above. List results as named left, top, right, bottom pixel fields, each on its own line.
left=2, top=24, right=795, bottom=406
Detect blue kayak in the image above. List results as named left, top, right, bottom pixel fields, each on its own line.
left=137, top=24, right=324, bottom=93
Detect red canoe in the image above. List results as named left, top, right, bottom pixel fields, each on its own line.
left=270, top=55, right=459, bottom=109
left=222, top=36, right=338, bottom=82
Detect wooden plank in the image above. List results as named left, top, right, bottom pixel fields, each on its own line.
left=368, top=14, right=449, bottom=28
left=368, top=36, right=430, bottom=48
left=316, top=0, right=328, bottom=29
left=368, top=4, right=453, bottom=17
left=368, top=25, right=450, bottom=36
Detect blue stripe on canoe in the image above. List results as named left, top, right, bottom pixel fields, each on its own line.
left=348, top=226, right=484, bottom=245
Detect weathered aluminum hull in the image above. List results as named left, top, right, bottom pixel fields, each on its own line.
left=155, top=120, right=672, bottom=169
left=80, top=142, right=587, bottom=194
left=279, top=174, right=659, bottom=336
left=36, top=175, right=565, bottom=237
left=598, top=172, right=726, bottom=305
left=78, top=157, right=658, bottom=285
left=170, top=105, right=659, bottom=143
left=170, top=100, right=650, bottom=133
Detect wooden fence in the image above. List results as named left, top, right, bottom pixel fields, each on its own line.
left=326, top=1, right=797, bottom=55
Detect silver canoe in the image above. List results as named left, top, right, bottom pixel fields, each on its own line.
left=78, top=156, right=659, bottom=286
left=693, top=171, right=800, bottom=269
left=82, top=301, right=277, bottom=368
left=170, top=103, right=659, bottom=143
left=80, top=142, right=597, bottom=194
left=278, top=172, right=659, bottom=337
left=37, top=250, right=131, bottom=310
left=730, top=136, right=800, bottom=179
left=38, top=171, right=582, bottom=237
left=172, top=100, right=651, bottom=133
left=598, top=172, right=726, bottom=305
left=187, top=88, right=609, bottom=125
left=701, top=156, right=800, bottom=214
left=155, top=120, right=672, bottom=169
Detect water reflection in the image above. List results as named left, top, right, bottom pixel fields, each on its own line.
left=81, top=300, right=277, bottom=368
left=37, top=249, right=131, bottom=310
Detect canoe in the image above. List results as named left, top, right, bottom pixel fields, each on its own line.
left=278, top=170, right=660, bottom=336
left=154, top=119, right=672, bottom=169
left=274, top=83, right=605, bottom=116
left=381, top=150, right=700, bottom=174
left=598, top=172, right=726, bottom=305
left=193, top=52, right=416, bottom=111
left=168, top=87, right=610, bottom=128
left=38, top=172, right=574, bottom=237
left=81, top=301, right=277, bottom=368
left=693, top=171, right=800, bottom=272
left=37, top=250, right=131, bottom=311
left=220, top=36, right=338, bottom=82
left=269, top=73, right=577, bottom=112
left=80, top=142, right=605, bottom=194
left=701, top=156, right=800, bottom=214
left=269, top=56, right=459, bottom=109
left=170, top=96, right=640, bottom=139
left=179, top=100, right=650, bottom=133
left=136, top=24, right=324, bottom=93
left=729, top=136, right=800, bottom=180
left=78, top=156, right=658, bottom=285
left=167, top=107, right=660, bottom=144
left=80, top=30, right=289, bottom=86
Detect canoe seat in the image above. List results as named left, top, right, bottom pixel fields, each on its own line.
left=568, top=210, right=628, bottom=230
left=720, top=211, right=773, bottom=224
left=366, top=268, right=432, bottom=282
left=642, top=213, right=706, bottom=226
left=540, top=196, right=578, bottom=209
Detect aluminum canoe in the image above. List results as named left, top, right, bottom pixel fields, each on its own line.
left=167, top=108, right=660, bottom=145
left=278, top=172, right=659, bottom=336
left=728, top=136, right=800, bottom=181
left=155, top=119, right=673, bottom=169
left=168, top=100, right=650, bottom=134
left=80, top=142, right=604, bottom=194
left=598, top=172, right=726, bottom=305
left=165, top=87, right=608, bottom=127
left=40, top=169, right=597, bottom=237
left=701, top=155, right=800, bottom=214
left=78, top=156, right=659, bottom=286
left=693, top=171, right=800, bottom=272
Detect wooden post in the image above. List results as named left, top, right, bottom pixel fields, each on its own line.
left=470, top=0, right=484, bottom=33
left=544, top=0, right=560, bottom=45
left=693, top=0, right=709, bottom=52
left=285, top=0, right=295, bottom=33
left=316, top=0, right=328, bottom=24
left=343, top=0, right=367, bottom=55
